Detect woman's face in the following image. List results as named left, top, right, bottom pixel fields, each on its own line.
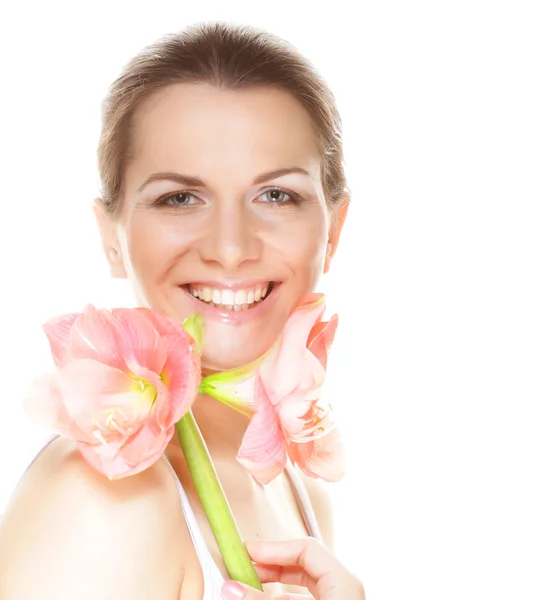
left=97, top=83, right=345, bottom=371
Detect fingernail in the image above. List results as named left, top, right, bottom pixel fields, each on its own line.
left=221, top=580, right=246, bottom=599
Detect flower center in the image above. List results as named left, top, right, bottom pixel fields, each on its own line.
left=130, top=375, right=158, bottom=408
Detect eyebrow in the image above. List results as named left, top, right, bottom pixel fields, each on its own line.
left=137, top=167, right=311, bottom=192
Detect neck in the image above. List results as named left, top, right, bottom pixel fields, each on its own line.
left=169, top=392, right=251, bottom=458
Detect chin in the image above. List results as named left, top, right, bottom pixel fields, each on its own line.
left=169, top=279, right=294, bottom=372
left=200, top=331, right=276, bottom=373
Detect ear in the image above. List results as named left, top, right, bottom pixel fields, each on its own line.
left=324, top=196, right=350, bottom=274
left=93, top=199, right=127, bottom=279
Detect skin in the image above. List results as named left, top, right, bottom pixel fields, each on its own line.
left=99, top=82, right=349, bottom=595
left=0, top=83, right=350, bottom=599
left=223, top=539, right=365, bottom=599
left=96, top=82, right=346, bottom=372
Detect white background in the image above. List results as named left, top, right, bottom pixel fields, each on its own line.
left=0, top=1, right=538, bottom=599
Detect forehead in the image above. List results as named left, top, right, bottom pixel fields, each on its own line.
left=127, top=83, right=322, bottom=183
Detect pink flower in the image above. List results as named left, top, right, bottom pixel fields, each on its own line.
left=24, top=306, right=201, bottom=479
left=236, top=294, right=345, bottom=485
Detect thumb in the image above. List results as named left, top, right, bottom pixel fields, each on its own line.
left=221, top=580, right=264, bottom=599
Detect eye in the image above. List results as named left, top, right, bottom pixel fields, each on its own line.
left=257, top=187, right=302, bottom=206
left=155, top=191, right=201, bottom=208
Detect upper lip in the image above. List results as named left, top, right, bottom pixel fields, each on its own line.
left=181, top=279, right=281, bottom=291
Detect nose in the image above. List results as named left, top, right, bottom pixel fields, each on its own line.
left=197, top=199, right=262, bottom=271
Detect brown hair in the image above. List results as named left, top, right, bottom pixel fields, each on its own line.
left=97, top=21, right=349, bottom=217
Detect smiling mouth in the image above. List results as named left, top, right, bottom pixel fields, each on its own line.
left=182, top=281, right=277, bottom=312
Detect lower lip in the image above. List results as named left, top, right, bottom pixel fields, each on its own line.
left=179, top=283, right=283, bottom=324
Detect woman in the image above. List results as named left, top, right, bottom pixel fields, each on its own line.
left=0, top=21, right=364, bottom=599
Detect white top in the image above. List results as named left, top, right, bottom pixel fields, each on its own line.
left=3, top=435, right=322, bottom=599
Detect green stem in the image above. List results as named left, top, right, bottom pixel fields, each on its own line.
left=175, top=411, right=263, bottom=590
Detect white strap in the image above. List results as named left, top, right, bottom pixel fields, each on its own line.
left=284, top=464, right=324, bottom=542
left=161, top=456, right=224, bottom=599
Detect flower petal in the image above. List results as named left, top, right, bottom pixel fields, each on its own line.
left=307, top=314, right=338, bottom=370
left=199, top=351, right=267, bottom=414
left=116, top=422, right=174, bottom=469
left=110, top=308, right=167, bottom=375
left=286, top=425, right=346, bottom=482
left=67, top=305, right=125, bottom=370
left=260, top=296, right=327, bottom=400
left=42, top=312, right=80, bottom=366
left=134, top=308, right=187, bottom=340
left=57, top=358, right=150, bottom=442
left=159, top=332, right=201, bottom=423
left=277, top=387, right=322, bottom=435
left=199, top=372, right=257, bottom=416
left=125, top=309, right=200, bottom=413
left=182, top=314, right=204, bottom=354
left=23, top=372, right=94, bottom=443
left=263, top=345, right=326, bottom=423
left=78, top=436, right=167, bottom=480
left=237, top=377, right=287, bottom=485
left=132, top=367, right=171, bottom=425
left=77, top=440, right=131, bottom=480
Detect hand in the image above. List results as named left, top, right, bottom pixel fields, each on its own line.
left=221, top=538, right=365, bottom=599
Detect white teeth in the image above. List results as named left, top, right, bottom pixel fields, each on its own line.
left=235, top=289, right=247, bottom=305
left=188, top=282, right=274, bottom=309
left=221, top=289, right=235, bottom=305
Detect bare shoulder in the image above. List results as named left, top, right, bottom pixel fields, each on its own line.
left=299, top=473, right=335, bottom=549
left=0, top=437, right=201, bottom=599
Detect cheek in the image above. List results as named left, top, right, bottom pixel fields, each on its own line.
left=123, top=215, right=194, bottom=281
left=121, top=205, right=328, bottom=291
left=267, top=211, right=328, bottom=281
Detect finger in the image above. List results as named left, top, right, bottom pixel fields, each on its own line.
left=221, top=581, right=265, bottom=599
left=254, top=563, right=315, bottom=592
left=246, top=538, right=341, bottom=580
left=221, top=580, right=311, bottom=600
